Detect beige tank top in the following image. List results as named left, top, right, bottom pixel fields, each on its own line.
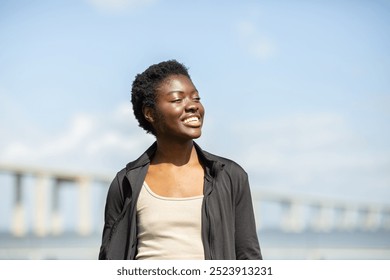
left=135, top=182, right=205, bottom=260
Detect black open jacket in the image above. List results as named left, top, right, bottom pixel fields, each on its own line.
left=98, top=142, right=262, bottom=260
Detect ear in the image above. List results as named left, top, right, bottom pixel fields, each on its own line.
left=143, top=106, right=155, bottom=123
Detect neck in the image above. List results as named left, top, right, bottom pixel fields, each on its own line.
left=152, top=139, right=198, bottom=166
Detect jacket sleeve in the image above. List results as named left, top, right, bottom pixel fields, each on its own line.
left=234, top=172, right=262, bottom=260
left=98, top=172, right=125, bottom=260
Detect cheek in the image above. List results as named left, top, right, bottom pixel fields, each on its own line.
left=153, top=105, right=180, bottom=126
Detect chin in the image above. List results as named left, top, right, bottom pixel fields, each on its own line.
left=181, top=131, right=202, bottom=140
left=177, top=126, right=200, bottom=138
left=189, top=129, right=202, bottom=139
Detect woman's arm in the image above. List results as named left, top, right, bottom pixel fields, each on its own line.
left=234, top=173, right=262, bottom=260
left=98, top=173, right=124, bottom=259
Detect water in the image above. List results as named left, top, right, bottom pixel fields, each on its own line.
left=0, top=233, right=101, bottom=260
left=259, top=229, right=390, bottom=259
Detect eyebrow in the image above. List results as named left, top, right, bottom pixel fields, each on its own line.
left=166, top=89, right=198, bottom=95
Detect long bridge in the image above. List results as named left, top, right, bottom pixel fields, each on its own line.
left=1, top=163, right=389, bottom=259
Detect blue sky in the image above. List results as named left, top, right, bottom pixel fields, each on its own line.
left=1, top=0, right=390, bottom=208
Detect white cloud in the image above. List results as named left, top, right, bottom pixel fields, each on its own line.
left=1, top=103, right=152, bottom=173
left=236, top=20, right=276, bottom=61
left=215, top=113, right=390, bottom=203
left=236, top=20, right=257, bottom=37
left=249, top=38, right=276, bottom=60
left=3, top=114, right=93, bottom=161
left=86, top=0, right=158, bottom=14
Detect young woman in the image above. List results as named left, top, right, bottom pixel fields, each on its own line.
left=98, top=60, right=262, bottom=260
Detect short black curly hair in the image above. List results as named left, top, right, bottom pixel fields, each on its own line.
left=131, top=59, right=191, bottom=135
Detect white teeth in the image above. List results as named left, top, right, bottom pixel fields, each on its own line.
left=184, top=117, right=199, bottom=124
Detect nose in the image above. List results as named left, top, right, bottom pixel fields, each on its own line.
left=185, top=98, right=199, bottom=113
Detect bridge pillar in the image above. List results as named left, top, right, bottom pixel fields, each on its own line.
left=310, top=204, right=333, bottom=232
left=362, top=206, right=381, bottom=231
left=281, top=200, right=305, bottom=232
left=51, top=178, right=63, bottom=235
left=78, top=176, right=92, bottom=236
left=34, top=173, right=49, bottom=237
left=382, top=209, right=390, bottom=230
left=11, top=173, right=26, bottom=237
left=337, top=206, right=358, bottom=231
left=253, top=199, right=264, bottom=231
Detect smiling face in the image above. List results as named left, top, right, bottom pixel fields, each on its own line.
left=143, top=74, right=205, bottom=141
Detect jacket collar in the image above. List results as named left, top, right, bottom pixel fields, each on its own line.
left=125, top=141, right=223, bottom=177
